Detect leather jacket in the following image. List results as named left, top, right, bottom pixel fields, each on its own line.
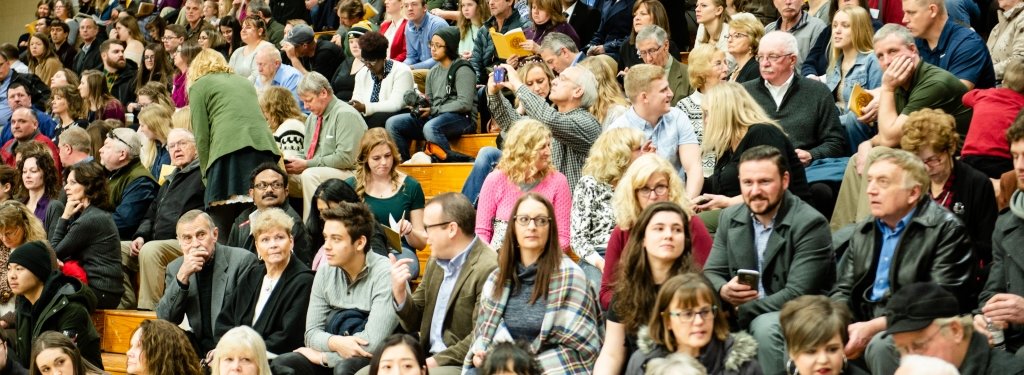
left=832, top=197, right=975, bottom=321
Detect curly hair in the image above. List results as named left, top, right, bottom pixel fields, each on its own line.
left=354, top=128, right=403, bottom=198
left=702, top=82, right=782, bottom=159
left=357, top=31, right=389, bottom=61
left=258, top=86, right=306, bottom=129
left=138, top=104, right=174, bottom=170
left=578, top=55, right=628, bottom=124
left=136, top=320, right=203, bottom=375
left=613, top=202, right=698, bottom=333
left=135, top=81, right=174, bottom=108
left=648, top=273, right=730, bottom=351
left=187, top=48, right=234, bottom=88
left=66, top=161, right=112, bottom=211
left=780, top=295, right=853, bottom=355
left=16, top=150, right=61, bottom=201
left=30, top=331, right=104, bottom=375
left=581, top=127, right=644, bottom=185
left=629, top=0, right=671, bottom=44
left=687, top=44, right=725, bottom=91
left=900, top=108, right=959, bottom=154
left=51, top=84, right=86, bottom=120
left=612, top=154, right=692, bottom=228
left=0, top=200, right=49, bottom=247
left=496, top=119, right=553, bottom=184
left=250, top=206, right=295, bottom=240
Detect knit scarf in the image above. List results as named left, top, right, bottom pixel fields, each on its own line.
left=1010, top=189, right=1024, bottom=220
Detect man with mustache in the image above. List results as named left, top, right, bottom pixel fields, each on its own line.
left=100, top=40, right=137, bottom=106
left=227, top=163, right=312, bottom=265
left=703, top=145, right=834, bottom=375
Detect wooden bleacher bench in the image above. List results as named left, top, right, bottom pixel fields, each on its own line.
left=397, top=163, right=474, bottom=199
left=92, top=310, right=156, bottom=375
left=450, top=134, right=497, bottom=157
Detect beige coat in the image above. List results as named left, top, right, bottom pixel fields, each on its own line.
left=989, top=3, right=1024, bottom=80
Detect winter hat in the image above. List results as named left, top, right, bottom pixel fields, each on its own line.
left=9, top=241, right=54, bottom=282
left=433, top=26, right=460, bottom=60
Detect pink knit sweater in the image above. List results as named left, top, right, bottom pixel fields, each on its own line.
left=475, top=169, right=572, bottom=251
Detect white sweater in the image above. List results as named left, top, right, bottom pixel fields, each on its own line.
left=350, top=61, right=415, bottom=116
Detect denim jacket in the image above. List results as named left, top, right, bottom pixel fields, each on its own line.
left=825, top=51, right=882, bottom=128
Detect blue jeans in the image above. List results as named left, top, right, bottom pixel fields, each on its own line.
left=385, top=112, right=475, bottom=161
left=460, top=146, right=502, bottom=205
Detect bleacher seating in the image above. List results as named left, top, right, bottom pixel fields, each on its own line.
left=92, top=310, right=156, bottom=375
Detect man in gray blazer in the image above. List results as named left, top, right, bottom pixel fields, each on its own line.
left=387, top=193, right=498, bottom=375
left=156, top=210, right=258, bottom=355
left=703, top=145, right=834, bottom=375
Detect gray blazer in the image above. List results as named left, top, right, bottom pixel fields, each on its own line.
left=703, top=191, right=835, bottom=327
left=156, top=243, right=257, bottom=349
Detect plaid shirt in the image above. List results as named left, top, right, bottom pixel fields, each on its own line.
left=463, top=258, right=603, bottom=374
left=488, top=86, right=602, bottom=191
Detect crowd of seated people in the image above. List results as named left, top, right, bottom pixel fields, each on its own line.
left=4, top=0, right=1024, bottom=374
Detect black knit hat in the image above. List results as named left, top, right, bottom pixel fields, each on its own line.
left=9, top=241, right=53, bottom=282
left=433, top=26, right=460, bottom=60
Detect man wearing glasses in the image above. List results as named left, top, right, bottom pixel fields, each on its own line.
left=97, top=127, right=158, bottom=240
left=832, top=149, right=973, bottom=375
left=703, top=145, right=834, bottom=375
left=888, top=282, right=1024, bottom=374
left=387, top=193, right=498, bottom=375
left=226, top=163, right=312, bottom=263
left=635, top=25, right=692, bottom=104
left=764, top=0, right=825, bottom=68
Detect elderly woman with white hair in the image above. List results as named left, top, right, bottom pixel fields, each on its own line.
left=212, top=326, right=275, bottom=375
left=215, top=207, right=314, bottom=356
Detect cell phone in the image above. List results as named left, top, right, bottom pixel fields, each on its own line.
left=494, top=66, right=506, bottom=83
left=693, top=195, right=711, bottom=205
left=737, top=269, right=760, bottom=288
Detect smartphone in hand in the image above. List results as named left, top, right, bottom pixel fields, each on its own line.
left=494, top=67, right=506, bottom=83
left=737, top=269, right=760, bottom=288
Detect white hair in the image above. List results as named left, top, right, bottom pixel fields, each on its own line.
left=760, top=30, right=799, bottom=56
left=636, top=24, right=669, bottom=46
left=562, top=66, right=598, bottom=109
left=645, top=353, right=708, bottom=375
left=896, top=355, right=960, bottom=375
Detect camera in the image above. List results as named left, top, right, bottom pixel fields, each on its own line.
left=403, top=89, right=430, bottom=117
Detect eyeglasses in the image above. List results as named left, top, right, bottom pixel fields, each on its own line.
left=754, top=53, right=794, bottom=63
left=513, top=215, right=551, bottom=227
left=429, top=42, right=446, bottom=49
left=359, top=57, right=382, bottom=66
left=178, top=230, right=210, bottom=245
left=161, top=35, right=181, bottom=41
left=725, top=32, right=749, bottom=39
left=167, top=140, right=193, bottom=150
left=636, top=184, right=669, bottom=198
left=424, top=221, right=454, bottom=230
left=253, top=181, right=285, bottom=190
left=637, top=44, right=664, bottom=58
left=143, top=54, right=156, bottom=61
left=920, top=153, right=945, bottom=167
left=896, top=323, right=948, bottom=355
left=664, top=306, right=718, bottom=322
left=107, top=132, right=132, bottom=148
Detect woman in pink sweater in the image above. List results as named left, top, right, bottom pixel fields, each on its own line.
left=476, top=119, right=571, bottom=251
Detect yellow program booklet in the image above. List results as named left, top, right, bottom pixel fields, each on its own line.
left=849, top=83, right=874, bottom=118
left=490, top=28, right=533, bottom=59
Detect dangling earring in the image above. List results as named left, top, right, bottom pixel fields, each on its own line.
left=787, top=358, right=797, bottom=375
left=843, top=354, right=848, bottom=370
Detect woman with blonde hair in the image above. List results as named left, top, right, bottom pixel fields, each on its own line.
left=78, top=70, right=125, bottom=123
left=457, top=0, right=489, bottom=59
left=579, top=55, right=629, bottom=127
left=344, top=128, right=425, bottom=278
left=114, top=16, right=147, bottom=65
left=137, top=104, right=173, bottom=178
left=570, top=127, right=644, bottom=287
left=598, top=153, right=712, bottom=310
left=826, top=5, right=882, bottom=150
left=727, top=13, right=764, bottom=83
left=258, top=86, right=306, bottom=159
left=677, top=44, right=731, bottom=177
left=694, top=82, right=810, bottom=216
left=211, top=326, right=274, bottom=375
left=476, top=119, right=571, bottom=251
left=188, top=47, right=280, bottom=233
left=27, top=33, right=62, bottom=86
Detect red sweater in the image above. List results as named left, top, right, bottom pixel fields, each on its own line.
left=962, top=88, right=1024, bottom=160
left=380, top=19, right=408, bottom=62
left=599, top=215, right=712, bottom=310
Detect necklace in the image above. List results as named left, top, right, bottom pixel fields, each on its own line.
left=262, top=275, right=279, bottom=293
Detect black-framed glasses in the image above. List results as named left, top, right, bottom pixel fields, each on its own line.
left=636, top=184, right=669, bottom=197
left=107, top=132, right=132, bottom=148
left=253, top=182, right=285, bottom=190
left=664, top=305, right=718, bottom=322
left=513, top=215, right=550, bottom=227
left=424, top=221, right=454, bottom=231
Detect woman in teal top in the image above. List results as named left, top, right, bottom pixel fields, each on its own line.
left=345, top=128, right=425, bottom=279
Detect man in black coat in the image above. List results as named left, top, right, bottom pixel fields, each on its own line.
left=100, top=40, right=137, bottom=106
left=564, top=0, right=600, bottom=50
left=72, top=18, right=104, bottom=74
left=228, top=163, right=312, bottom=265
left=122, top=129, right=206, bottom=310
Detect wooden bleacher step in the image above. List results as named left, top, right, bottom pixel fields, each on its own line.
left=92, top=310, right=156, bottom=375
left=397, top=163, right=473, bottom=199
left=450, top=134, right=497, bottom=157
